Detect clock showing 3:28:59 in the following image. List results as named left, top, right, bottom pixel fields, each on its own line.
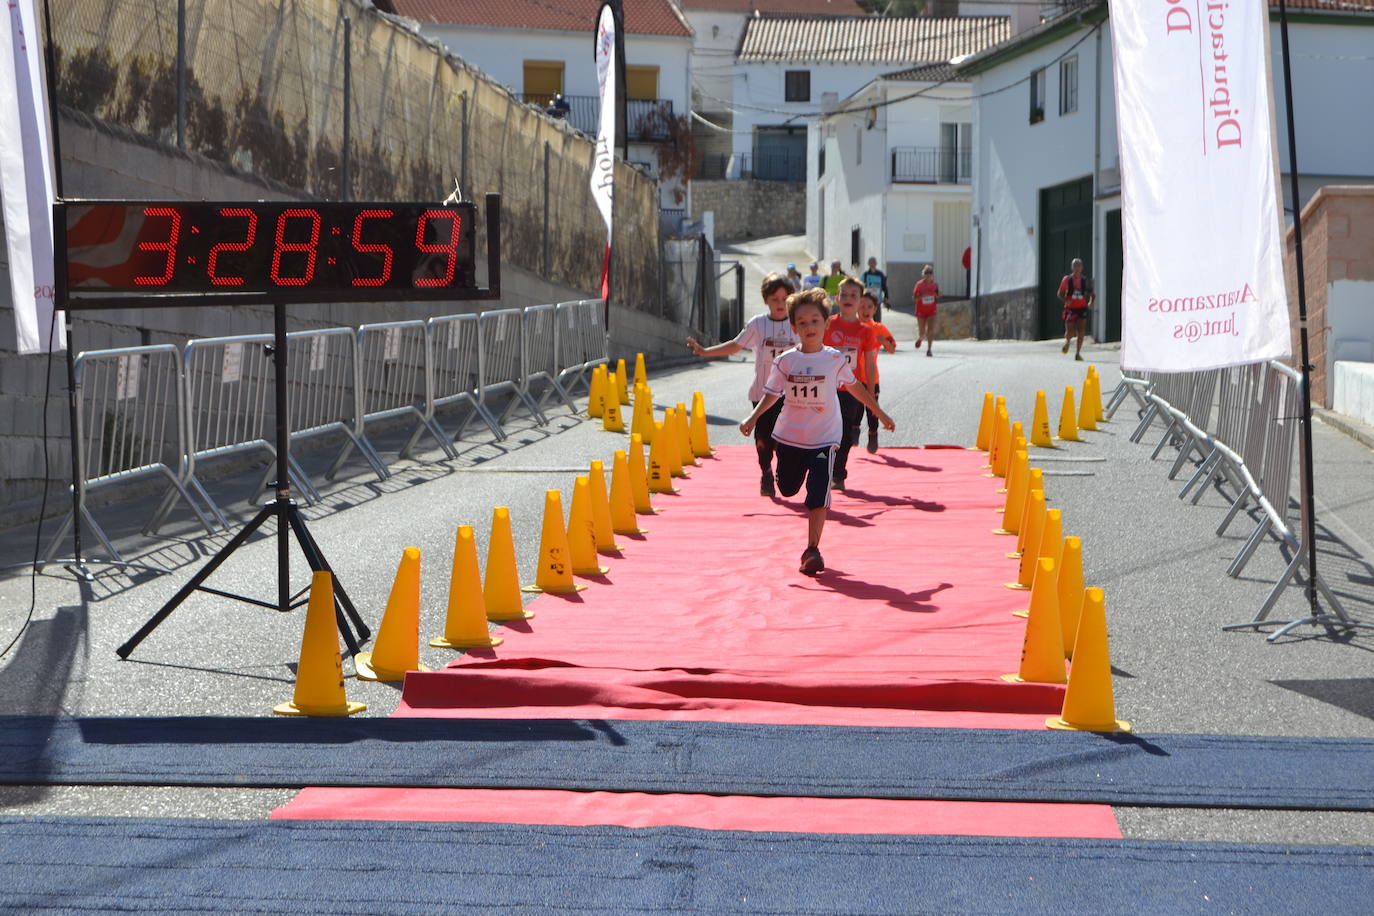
left=59, top=200, right=481, bottom=306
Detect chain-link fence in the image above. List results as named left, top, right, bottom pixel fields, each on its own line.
left=47, top=0, right=660, bottom=309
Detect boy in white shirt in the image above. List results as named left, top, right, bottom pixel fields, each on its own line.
left=688, top=273, right=799, bottom=495
left=740, top=289, right=895, bottom=576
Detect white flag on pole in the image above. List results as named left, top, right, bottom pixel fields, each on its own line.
left=0, top=0, right=61, bottom=354
left=591, top=2, right=616, bottom=298
left=1112, top=0, right=1290, bottom=371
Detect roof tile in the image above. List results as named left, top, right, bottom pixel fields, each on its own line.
left=738, top=15, right=1010, bottom=64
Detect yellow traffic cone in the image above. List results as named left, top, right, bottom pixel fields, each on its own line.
left=1002, top=557, right=1066, bottom=684
left=633, top=351, right=648, bottom=390
left=986, top=407, right=1010, bottom=477
left=602, top=374, right=626, bottom=432
left=431, top=525, right=503, bottom=649
left=1006, top=490, right=1045, bottom=588
left=996, top=419, right=1021, bottom=481
left=1031, top=389, right=1057, bottom=448
left=611, top=450, right=648, bottom=535
left=631, top=384, right=654, bottom=444
left=588, top=459, right=622, bottom=553
left=485, top=506, right=533, bottom=621
left=674, top=403, right=698, bottom=467
left=663, top=408, right=687, bottom=478
left=690, top=392, right=713, bottom=457
left=1057, top=386, right=1080, bottom=442
left=994, top=450, right=1029, bottom=535
left=567, top=476, right=609, bottom=576
left=1014, top=509, right=1062, bottom=617
left=356, top=547, right=432, bottom=682
left=1085, top=369, right=1105, bottom=424
left=1007, top=470, right=1044, bottom=558
left=647, top=422, right=678, bottom=494
left=1077, top=379, right=1097, bottom=431
left=975, top=392, right=995, bottom=450
left=984, top=397, right=1005, bottom=468
left=274, top=571, right=367, bottom=716
left=588, top=365, right=606, bottom=419
left=522, top=490, right=586, bottom=594
left=629, top=433, right=661, bottom=512
left=615, top=358, right=630, bottom=405
left=1057, top=536, right=1085, bottom=659
left=1047, top=588, right=1131, bottom=732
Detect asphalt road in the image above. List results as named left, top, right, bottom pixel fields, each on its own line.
left=2, top=234, right=1372, bottom=845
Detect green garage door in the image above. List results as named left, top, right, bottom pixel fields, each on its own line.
left=1038, top=177, right=1093, bottom=339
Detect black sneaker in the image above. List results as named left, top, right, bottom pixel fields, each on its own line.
left=831, top=475, right=846, bottom=491
left=799, top=546, right=825, bottom=576
left=866, top=431, right=878, bottom=454
left=760, top=472, right=775, bottom=497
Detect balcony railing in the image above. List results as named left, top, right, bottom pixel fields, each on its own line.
left=891, top=147, right=972, bottom=184
left=695, top=151, right=805, bottom=182
left=521, top=94, right=673, bottom=141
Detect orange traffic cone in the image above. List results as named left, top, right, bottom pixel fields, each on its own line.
left=1077, top=378, right=1097, bottom=431
left=611, top=450, right=648, bottom=535
left=631, top=384, right=655, bottom=444
left=1007, top=470, right=1044, bottom=558
left=984, top=396, right=1005, bottom=467
left=1006, top=490, right=1046, bottom=589
left=674, top=403, right=697, bottom=467
left=629, top=433, right=660, bottom=512
left=522, top=490, right=585, bottom=594
left=1057, top=536, right=1086, bottom=659
left=1086, top=366, right=1105, bottom=423
left=1014, top=509, right=1062, bottom=617
left=996, top=421, right=1022, bottom=482
left=485, top=506, right=533, bottom=621
left=615, top=358, right=630, bottom=405
left=1047, top=588, right=1131, bottom=732
left=602, top=373, right=626, bottom=432
left=1002, top=557, right=1066, bottom=684
left=663, top=408, right=687, bottom=478
left=985, top=406, right=1008, bottom=476
left=431, top=525, right=503, bottom=649
left=356, top=547, right=432, bottom=682
left=975, top=392, right=995, bottom=450
left=633, top=352, right=648, bottom=390
left=274, top=571, right=367, bottom=716
left=994, top=450, right=1029, bottom=535
left=690, top=392, right=713, bottom=457
left=588, top=365, right=606, bottom=419
left=647, top=422, right=678, bottom=494
left=1057, top=386, right=1080, bottom=442
left=588, top=459, right=622, bottom=553
left=567, top=476, right=609, bottom=576
left=1031, top=389, right=1057, bottom=448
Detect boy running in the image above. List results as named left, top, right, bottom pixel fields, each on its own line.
left=741, top=289, right=894, bottom=576
left=688, top=272, right=799, bottom=496
left=823, top=277, right=880, bottom=491
left=856, top=290, right=897, bottom=454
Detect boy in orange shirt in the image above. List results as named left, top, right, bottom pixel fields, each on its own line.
left=823, top=277, right=879, bottom=490
left=856, top=290, right=897, bottom=453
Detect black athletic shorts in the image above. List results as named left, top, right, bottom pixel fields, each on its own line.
left=752, top=398, right=785, bottom=445
left=774, top=442, right=837, bottom=510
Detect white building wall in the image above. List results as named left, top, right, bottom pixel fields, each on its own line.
left=733, top=62, right=891, bottom=158
left=681, top=10, right=746, bottom=112
left=1274, top=23, right=1374, bottom=178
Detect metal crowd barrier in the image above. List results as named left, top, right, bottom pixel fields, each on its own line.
left=40, top=301, right=616, bottom=550
left=41, top=344, right=217, bottom=566
left=182, top=332, right=318, bottom=521
left=356, top=320, right=455, bottom=460
left=1104, top=372, right=1151, bottom=420
left=281, top=327, right=389, bottom=486
left=478, top=308, right=546, bottom=435
left=428, top=312, right=503, bottom=443
left=523, top=303, right=575, bottom=413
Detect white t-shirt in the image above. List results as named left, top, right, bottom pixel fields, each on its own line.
left=733, top=313, right=800, bottom=402
left=762, top=346, right=856, bottom=448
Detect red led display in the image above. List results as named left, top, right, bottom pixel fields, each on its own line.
left=61, top=200, right=480, bottom=306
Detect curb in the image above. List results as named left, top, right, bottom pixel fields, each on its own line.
left=1315, top=408, right=1374, bottom=452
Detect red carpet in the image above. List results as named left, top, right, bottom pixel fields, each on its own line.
left=280, top=446, right=1116, bottom=838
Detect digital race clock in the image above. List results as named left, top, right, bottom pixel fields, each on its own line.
left=55, top=197, right=501, bottom=309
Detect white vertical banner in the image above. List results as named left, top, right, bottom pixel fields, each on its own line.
left=591, top=2, right=616, bottom=300
left=0, top=0, right=61, bottom=354
left=1112, top=0, right=1290, bottom=371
